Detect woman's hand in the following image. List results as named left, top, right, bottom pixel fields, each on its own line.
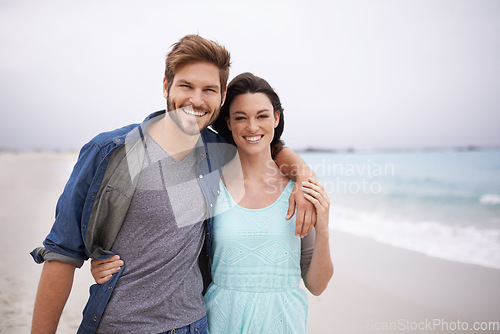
left=90, top=255, right=123, bottom=285
left=301, top=178, right=330, bottom=235
left=301, top=178, right=333, bottom=296
left=288, top=181, right=317, bottom=238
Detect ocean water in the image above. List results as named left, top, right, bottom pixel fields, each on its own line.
left=300, top=149, right=500, bottom=269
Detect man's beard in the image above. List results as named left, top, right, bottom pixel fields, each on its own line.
left=166, top=94, right=219, bottom=136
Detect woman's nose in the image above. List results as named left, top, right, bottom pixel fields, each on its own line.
left=247, top=119, right=259, bottom=132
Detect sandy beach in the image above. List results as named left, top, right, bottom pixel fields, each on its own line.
left=1, top=152, right=499, bottom=333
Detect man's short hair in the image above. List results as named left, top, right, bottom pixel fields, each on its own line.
left=165, top=34, right=231, bottom=95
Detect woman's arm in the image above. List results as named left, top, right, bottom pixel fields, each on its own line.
left=300, top=178, right=334, bottom=296
left=90, top=255, right=123, bottom=285
left=274, top=146, right=317, bottom=238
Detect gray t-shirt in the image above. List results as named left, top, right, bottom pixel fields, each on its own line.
left=97, top=134, right=208, bottom=333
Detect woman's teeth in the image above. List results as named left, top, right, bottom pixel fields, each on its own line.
left=245, top=136, right=262, bottom=142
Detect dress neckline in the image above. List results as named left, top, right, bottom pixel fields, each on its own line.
left=220, top=179, right=294, bottom=212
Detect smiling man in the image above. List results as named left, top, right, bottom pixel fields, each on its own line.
left=30, top=34, right=316, bottom=334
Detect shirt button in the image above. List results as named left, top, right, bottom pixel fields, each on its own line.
left=210, top=203, right=213, bottom=208
left=93, top=316, right=98, bottom=322
left=199, top=175, right=203, bottom=179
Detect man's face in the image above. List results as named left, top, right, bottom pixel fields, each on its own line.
left=164, top=61, right=226, bottom=135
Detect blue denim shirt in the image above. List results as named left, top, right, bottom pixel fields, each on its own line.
left=30, top=110, right=234, bottom=333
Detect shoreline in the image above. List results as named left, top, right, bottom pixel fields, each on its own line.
left=306, top=230, right=500, bottom=333
left=1, top=152, right=499, bottom=333
left=1, top=145, right=500, bottom=155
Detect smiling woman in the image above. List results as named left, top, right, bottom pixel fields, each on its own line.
left=212, top=72, right=285, bottom=157
left=226, top=92, right=280, bottom=154
left=204, top=72, right=333, bottom=333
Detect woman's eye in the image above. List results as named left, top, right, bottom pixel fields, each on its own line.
left=235, top=117, right=245, bottom=121
left=258, top=115, right=269, bottom=119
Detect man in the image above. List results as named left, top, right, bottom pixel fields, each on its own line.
left=31, top=34, right=316, bottom=334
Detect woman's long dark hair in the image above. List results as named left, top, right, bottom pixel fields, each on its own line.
left=212, top=72, right=285, bottom=156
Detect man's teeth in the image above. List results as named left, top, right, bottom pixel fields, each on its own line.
left=183, top=108, right=205, bottom=117
left=245, top=136, right=262, bottom=142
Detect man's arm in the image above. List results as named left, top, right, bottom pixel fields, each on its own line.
left=32, top=261, right=76, bottom=334
left=274, top=146, right=317, bottom=237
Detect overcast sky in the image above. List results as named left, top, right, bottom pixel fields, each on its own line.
left=1, top=0, right=499, bottom=151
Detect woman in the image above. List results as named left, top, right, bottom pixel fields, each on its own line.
left=204, top=73, right=332, bottom=333
left=91, top=73, right=333, bottom=333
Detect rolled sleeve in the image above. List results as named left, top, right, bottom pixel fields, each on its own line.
left=31, top=140, right=105, bottom=266
left=30, top=246, right=84, bottom=268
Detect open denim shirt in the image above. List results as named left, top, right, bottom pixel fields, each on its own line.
left=30, top=110, right=234, bottom=333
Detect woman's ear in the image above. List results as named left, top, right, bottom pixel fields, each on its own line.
left=274, top=110, right=280, bottom=128
left=226, top=116, right=232, bottom=131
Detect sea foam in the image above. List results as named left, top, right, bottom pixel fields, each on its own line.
left=331, top=205, right=500, bottom=269
left=480, top=194, right=500, bottom=206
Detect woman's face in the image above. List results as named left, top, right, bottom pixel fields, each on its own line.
left=226, top=93, right=280, bottom=155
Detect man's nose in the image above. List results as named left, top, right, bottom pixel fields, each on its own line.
left=189, top=89, right=204, bottom=106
